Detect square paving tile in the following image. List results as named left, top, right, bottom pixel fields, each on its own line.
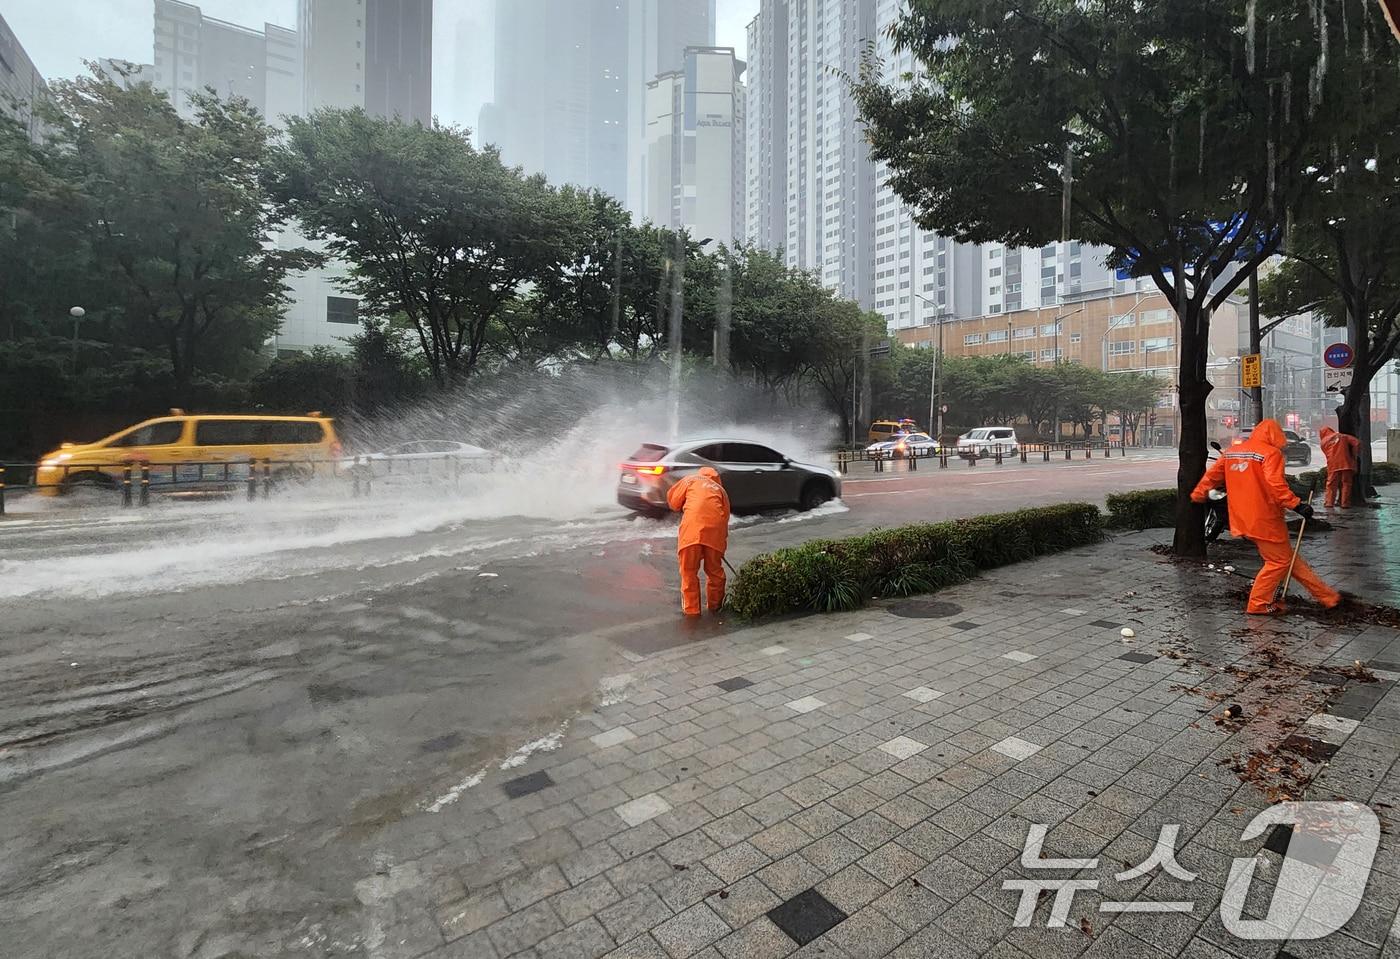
left=1088, top=619, right=1121, bottom=628
left=616, top=793, right=673, bottom=827
left=951, top=621, right=980, bottom=631
left=1061, top=608, right=1088, bottom=616
left=1118, top=652, right=1156, bottom=664
left=766, top=887, right=848, bottom=946
left=715, top=677, right=756, bottom=693
left=1304, top=670, right=1345, bottom=686
left=1001, top=651, right=1037, bottom=664
left=760, top=645, right=789, bottom=656
left=502, top=770, right=555, bottom=799
left=786, top=696, right=826, bottom=715
left=1304, top=713, right=1359, bottom=735
left=989, top=737, right=1042, bottom=761
left=845, top=632, right=874, bottom=643
left=902, top=687, right=944, bottom=704
left=590, top=727, right=637, bottom=749
left=877, top=736, right=928, bottom=760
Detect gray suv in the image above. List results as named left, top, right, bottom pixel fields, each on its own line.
left=618, top=439, right=841, bottom=516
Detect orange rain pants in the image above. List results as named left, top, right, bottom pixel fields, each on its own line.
left=1246, top=537, right=1341, bottom=614
left=1325, top=469, right=1355, bottom=509
left=680, top=545, right=726, bottom=615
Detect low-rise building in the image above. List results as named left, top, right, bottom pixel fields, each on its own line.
left=894, top=287, right=1323, bottom=445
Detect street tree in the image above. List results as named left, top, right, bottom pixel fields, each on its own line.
left=1257, top=0, right=1400, bottom=501
left=805, top=305, right=889, bottom=441
left=855, top=0, right=1329, bottom=555
left=48, top=75, right=314, bottom=400
left=1105, top=372, right=1167, bottom=446
left=272, top=111, right=586, bottom=386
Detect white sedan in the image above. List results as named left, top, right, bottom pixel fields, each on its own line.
left=866, top=432, right=942, bottom=458
left=346, top=440, right=498, bottom=477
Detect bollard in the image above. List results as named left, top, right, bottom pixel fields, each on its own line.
left=0, top=464, right=5, bottom=515
left=1085, top=446, right=1091, bottom=459
left=1064, top=446, right=1071, bottom=460
left=140, top=464, right=150, bottom=506
left=352, top=457, right=361, bottom=498
left=122, top=466, right=133, bottom=507
left=246, top=465, right=257, bottom=501
left=939, top=450, right=948, bottom=469
left=994, top=448, right=1002, bottom=465
left=908, top=449, right=917, bottom=471
left=968, top=451, right=976, bottom=467
left=1043, top=447, right=1050, bottom=462
left=1020, top=447, right=1028, bottom=463
left=453, top=455, right=461, bottom=489
left=262, top=460, right=272, bottom=500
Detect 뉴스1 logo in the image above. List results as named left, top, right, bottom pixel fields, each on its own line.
left=1004, top=801, right=1380, bottom=941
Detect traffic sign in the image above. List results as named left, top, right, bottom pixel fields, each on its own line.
left=1324, top=342, right=1355, bottom=369
left=1324, top=366, right=1355, bottom=393
left=1241, top=353, right=1262, bottom=389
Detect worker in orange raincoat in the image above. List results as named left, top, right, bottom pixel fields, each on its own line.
left=666, top=466, right=731, bottom=616
left=1319, top=426, right=1361, bottom=509
left=1191, top=419, right=1341, bottom=615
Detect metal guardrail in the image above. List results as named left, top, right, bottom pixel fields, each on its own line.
left=834, top=441, right=1131, bottom=475
left=0, top=453, right=503, bottom=514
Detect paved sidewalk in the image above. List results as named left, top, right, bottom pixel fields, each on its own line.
left=370, top=505, right=1400, bottom=959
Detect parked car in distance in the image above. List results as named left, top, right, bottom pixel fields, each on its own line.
left=866, top=432, right=941, bottom=458
left=1232, top=426, right=1311, bottom=465
left=956, top=427, right=1020, bottom=459
left=618, top=439, right=841, bottom=516
left=867, top=419, right=922, bottom=443
left=35, top=411, right=341, bottom=494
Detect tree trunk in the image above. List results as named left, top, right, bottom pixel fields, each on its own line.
left=1339, top=298, right=1371, bottom=505
left=1173, top=299, right=1211, bottom=557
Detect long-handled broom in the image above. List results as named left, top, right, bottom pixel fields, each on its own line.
left=1275, top=483, right=1316, bottom=604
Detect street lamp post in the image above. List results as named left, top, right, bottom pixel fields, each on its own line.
left=69, top=306, right=86, bottom=372
left=914, top=293, right=947, bottom=440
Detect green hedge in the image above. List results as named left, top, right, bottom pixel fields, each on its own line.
left=728, top=503, right=1102, bottom=619
left=1104, top=489, right=1177, bottom=530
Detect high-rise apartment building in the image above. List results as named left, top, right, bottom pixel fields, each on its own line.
left=480, top=0, right=714, bottom=211
left=745, top=0, right=1127, bottom=331
left=151, top=0, right=303, bottom=124
left=299, top=0, right=432, bottom=124
left=743, top=2, right=786, bottom=253
left=275, top=0, right=433, bottom=354
left=0, top=13, right=48, bottom=141
left=643, top=47, right=745, bottom=245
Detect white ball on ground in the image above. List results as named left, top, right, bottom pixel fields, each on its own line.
left=1120, top=627, right=1136, bottom=639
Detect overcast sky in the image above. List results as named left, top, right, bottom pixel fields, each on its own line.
left=4, top=0, right=759, bottom=129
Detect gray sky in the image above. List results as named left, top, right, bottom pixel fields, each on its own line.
left=4, top=0, right=759, bottom=130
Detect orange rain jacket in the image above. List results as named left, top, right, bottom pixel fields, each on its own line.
left=666, top=466, right=731, bottom=553
left=1319, top=427, right=1360, bottom=473
left=1191, top=419, right=1300, bottom=543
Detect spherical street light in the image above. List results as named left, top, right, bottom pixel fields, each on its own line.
left=69, top=306, right=86, bottom=372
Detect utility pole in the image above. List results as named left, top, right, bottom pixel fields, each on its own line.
left=1247, top=267, right=1264, bottom=425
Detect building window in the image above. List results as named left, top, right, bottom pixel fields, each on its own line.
left=964, top=333, right=984, bottom=345
left=1109, top=312, right=1137, bottom=327
left=989, top=248, right=1002, bottom=260
left=988, top=304, right=1002, bottom=314
left=1108, top=340, right=1137, bottom=356
left=987, top=329, right=1008, bottom=343
left=1070, top=333, right=1082, bottom=343
left=1041, top=348, right=1060, bottom=360
left=1141, top=308, right=1173, bottom=324
left=1143, top=336, right=1174, bottom=353
left=1040, top=323, right=1060, bottom=336
left=1013, top=327, right=1034, bottom=340
left=989, top=285, right=1001, bottom=295
left=989, top=267, right=1002, bottom=278
left=326, top=296, right=359, bottom=325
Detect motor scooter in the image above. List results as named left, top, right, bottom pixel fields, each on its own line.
left=1204, top=441, right=1228, bottom=542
